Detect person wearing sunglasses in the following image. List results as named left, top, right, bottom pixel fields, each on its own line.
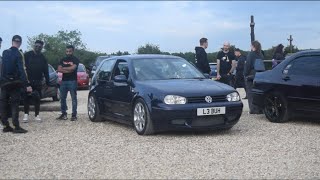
left=22, top=40, right=50, bottom=122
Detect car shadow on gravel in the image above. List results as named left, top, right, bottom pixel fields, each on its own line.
left=100, top=119, right=243, bottom=137
left=289, top=117, right=320, bottom=126
left=157, top=128, right=243, bottom=137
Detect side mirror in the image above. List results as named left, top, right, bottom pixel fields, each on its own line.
left=203, top=73, right=210, bottom=79
left=114, top=75, right=128, bottom=83
left=98, top=71, right=111, bottom=81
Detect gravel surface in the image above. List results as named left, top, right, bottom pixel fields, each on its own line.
left=1, top=111, right=320, bottom=179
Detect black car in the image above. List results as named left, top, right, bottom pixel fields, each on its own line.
left=20, top=64, right=60, bottom=103
left=43, top=64, right=60, bottom=101
left=252, top=50, right=320, bottom=123
left=88, top=55, right=243, bottom=135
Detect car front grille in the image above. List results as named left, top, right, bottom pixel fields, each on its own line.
left=187, top=95, right=227, bottom=103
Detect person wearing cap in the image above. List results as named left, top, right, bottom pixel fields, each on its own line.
left=216, top=42, right=237, bottom=86
left=0, top=35, right=32, bottom=133
left=22, top=40, right=50, bottom=122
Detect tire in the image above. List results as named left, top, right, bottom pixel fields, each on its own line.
left=52, top=88, right=60, bottom=101
left=133, top=99, right=154, bottom=135
left=88, top=94, right=102, bottom=122
left=263, top=92, right=290, bottom=123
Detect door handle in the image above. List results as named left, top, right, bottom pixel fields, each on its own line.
left=282, top=76, right=290, bottom=81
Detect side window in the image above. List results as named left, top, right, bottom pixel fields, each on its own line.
left=287, top=56, right=320, bottom=77
left=113, top=60, right=129, bottom=79
left=98, top=59, right=116, bottom=81
left=48, top=65, right=54, bottom=74
left=100, top=59, right=116, bottom=72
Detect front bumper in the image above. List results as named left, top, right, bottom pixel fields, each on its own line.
left=78, top=79, right=89, bottom=87
left=151, top=101, right=243, bottom=132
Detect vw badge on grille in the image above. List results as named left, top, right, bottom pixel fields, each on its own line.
left=205, top=96, right=212, bottom=103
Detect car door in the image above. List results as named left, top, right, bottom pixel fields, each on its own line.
left=109, top=59, right=134, bottom=120
left=42, top=64, right=58, bottom=98
left=94, top=59, right=117, bottom=116
left=282, top=55, right=320, bottom=114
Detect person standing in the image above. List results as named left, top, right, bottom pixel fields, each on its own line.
left=22, top=40, right=50, bottom=122
left=195, top=38, right=211, bottom=74
left=234, top=48, right=247, bottom=99
left=56, top=45, right=79, bottom=121
left=244, top=40, right=264, bottom=114
left=0, top=35, right=32, bottom=133
left=272, top=44, right=286, bottom=69
left=216, top=42, right=237, bottom=85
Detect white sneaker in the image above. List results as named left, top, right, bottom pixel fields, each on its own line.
left=35, top=115, right=42, bottom=121
left=22, top=114, right=29, bottom=123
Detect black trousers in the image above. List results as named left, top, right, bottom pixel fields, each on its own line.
left=218, top=74, right=232, bottom=86
left=0, top=87, right=21, bottom=128
left=24, top=85, right=41, bottom=116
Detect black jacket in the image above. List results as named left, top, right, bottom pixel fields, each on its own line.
left=195, top=47, right=210, bottom=74
left=1, top=47, right=29, bottom=86
left=24, top=51, right=49, bottom=85
left=236, top=55, right=246, bottom=73
left=244, top=51, right=264, bottom=77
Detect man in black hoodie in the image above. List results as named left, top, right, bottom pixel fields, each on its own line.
left=195, top=38, right=210, bottom=74
left=23, top=40, right=49, bottom=122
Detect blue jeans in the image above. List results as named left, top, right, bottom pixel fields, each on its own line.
left=60, top=80, right=77, bottom=116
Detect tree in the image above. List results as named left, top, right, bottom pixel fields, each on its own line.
left=111, top=51, right=130, bottom=56
left=137, top=43, right=161, bottom=54
left=28, top=30, right=90, bottom=68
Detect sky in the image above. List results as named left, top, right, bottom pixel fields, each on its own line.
left=0, top=1, right=320, bottom=55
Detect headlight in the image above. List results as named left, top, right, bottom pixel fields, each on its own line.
left=227, top=92, right=240, bottom=102
left=164, top=95, right=187, bottom=105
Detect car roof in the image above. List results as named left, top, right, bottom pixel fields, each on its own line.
left=291, top=49, right=320, bottom=57
left=106, top=54, right=183, bottom=61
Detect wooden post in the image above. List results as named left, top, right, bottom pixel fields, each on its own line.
left=250, top=15, right=255, bottom=42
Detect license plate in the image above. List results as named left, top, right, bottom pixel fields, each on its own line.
left=197, top=107, right=226, bottom=116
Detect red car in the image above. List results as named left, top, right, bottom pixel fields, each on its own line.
left=58, top=63, right=90, bottom=89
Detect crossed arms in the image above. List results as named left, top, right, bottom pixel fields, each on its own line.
left=57, top=64, right=77, bottom=73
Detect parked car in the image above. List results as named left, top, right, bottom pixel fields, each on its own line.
left=209, top=62, right=217, bottom=79
left=88, top=55, right=243, bottom=135
left=58, top=63, right=90, bottom=90
left=43, top=64, right=60, bottom=101
left=90, top=56, right=112, bottom=77
left=252, top=50, right=320, bottom=123
left=18, top=64, right=60, bottom=104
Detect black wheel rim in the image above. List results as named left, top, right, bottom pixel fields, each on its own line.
left=264, top=96, right=283, bottom=120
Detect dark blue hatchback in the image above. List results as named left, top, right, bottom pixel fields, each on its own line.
left=88, top=55, right=243, bottom=135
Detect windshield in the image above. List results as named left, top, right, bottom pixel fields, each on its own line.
left=96, top=56, right=109, bottom=66
left=133, top=58, right=205, bottom=80
left=77, top=65, right=86, bottom=72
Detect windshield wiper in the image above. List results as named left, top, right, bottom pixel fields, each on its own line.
left=192, top=77, right=206, bottom=79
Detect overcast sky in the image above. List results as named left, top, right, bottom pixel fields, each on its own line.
left=0, top=1, right=319, bottom=54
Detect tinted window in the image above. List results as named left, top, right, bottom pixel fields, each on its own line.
left=113, top=61, right=129, bottom=78
left=287, top=56, right=320, bottom=77
left=48, top=65, right=55, bottom=73
left=133, top=58, right=204, bottom=80
left=100, top=59, right=116, bottom=72
left=77, top=65, right=86, bottom=72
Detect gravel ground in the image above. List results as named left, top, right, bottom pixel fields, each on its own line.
left=1, top=111, right=320, bottom=179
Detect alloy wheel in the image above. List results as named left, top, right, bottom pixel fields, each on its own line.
left=134, top=102, right=146, bottom=132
